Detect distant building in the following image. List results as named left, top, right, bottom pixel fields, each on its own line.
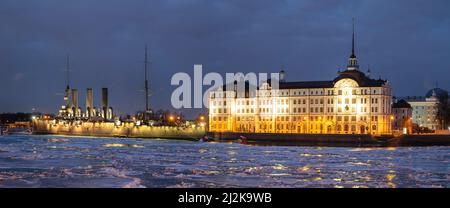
left=404, top=91, right=439, bottom=130
left=208, top=25, right=393, bottom=135
left=426, top=88, right=450, bottom=130
left=392, top=99, right=412, bottom=134
left=5, top=121, right=31, bottom=129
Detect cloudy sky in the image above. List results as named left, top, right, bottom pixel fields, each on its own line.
left=1, top=0, right=449, bottom=118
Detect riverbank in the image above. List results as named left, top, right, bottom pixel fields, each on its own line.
left=32, top=120, right=450, bottom=147
left=207, top=132, right=450, bottom=147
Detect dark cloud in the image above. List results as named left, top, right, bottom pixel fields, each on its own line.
left=1, top=0, right=449, bottom=118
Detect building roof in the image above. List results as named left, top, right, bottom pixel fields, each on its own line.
left=279, top=81, right=334, bottom=89
left=425, top=88, right=449, bottom=99
left=217, top=69, right=387, bottom=92
left=402, top=96, right=426, bottom=102
left=271, top=70, right=386, bottom=89
left=392, top=99, right=412, bottom=109
left=333, top=70, right=386, bottom=87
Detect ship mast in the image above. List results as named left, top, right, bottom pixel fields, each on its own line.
left=144, top=45, right=150, bottom=118
left=66, top=55, right=70, bottom=90
left=64, top=55, right=71, bottom=108
left=60, top=55, right=71, bottom=118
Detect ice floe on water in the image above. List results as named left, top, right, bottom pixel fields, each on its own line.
left=0, top=135, right=448, bottom=187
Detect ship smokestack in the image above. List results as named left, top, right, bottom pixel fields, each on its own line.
left=86, top=88, right=93, bottom=117
left=101, top=88, right=108, bottom=119
left=71, top=89, right=79, bottom=117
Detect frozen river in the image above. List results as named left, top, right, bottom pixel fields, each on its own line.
left=0, top=135, right=448, bottom=188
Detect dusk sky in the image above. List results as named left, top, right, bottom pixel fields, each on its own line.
left=1, top=0, right=449, bottom=118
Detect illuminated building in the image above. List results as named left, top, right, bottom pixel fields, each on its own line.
left=208, top=26, right=393, bottom=135
left=392, top=99, right=413, bottom=134
left=404, top=91, right=440, bottom=130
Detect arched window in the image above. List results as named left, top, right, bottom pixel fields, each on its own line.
left=334, top=78, right=359, bottom=88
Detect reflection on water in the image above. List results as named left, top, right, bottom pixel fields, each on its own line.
left=0, top=135, right=448, bottom=188
left=103, top=143, right=144, bottom=148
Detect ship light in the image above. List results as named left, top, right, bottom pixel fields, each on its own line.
left=115, top=120, right=121, bottom=126
left=135, top=121, right=141, bottom=126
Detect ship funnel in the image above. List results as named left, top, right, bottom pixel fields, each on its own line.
left=101, top=88, right=109, bottom=119
left=86, top=88, right=93, bottom=117
left=71, top=89, right=79, bottom=117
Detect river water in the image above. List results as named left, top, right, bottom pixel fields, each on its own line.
left=0, top=135, right=448, bottom=188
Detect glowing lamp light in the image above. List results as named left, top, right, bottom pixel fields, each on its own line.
left=115, top=120, right=121, bottom=126
left=200, top=116, right=205, bottom=121
left=169, top=116, right=174, bottom=121
left=31, top=116, right=37, bottom=120
left=390, top=116, right=395, bottom=120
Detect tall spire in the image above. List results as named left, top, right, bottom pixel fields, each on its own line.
left=347, top=18, right=359, bottom=71
left=351, top=18, right=356, bottom=58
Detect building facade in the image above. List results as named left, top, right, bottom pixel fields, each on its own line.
left=404, top=92, right=440, bottom=130
left=208, top=30, right=393, bottom=135
left=392, top=99, right=413, bottom=134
